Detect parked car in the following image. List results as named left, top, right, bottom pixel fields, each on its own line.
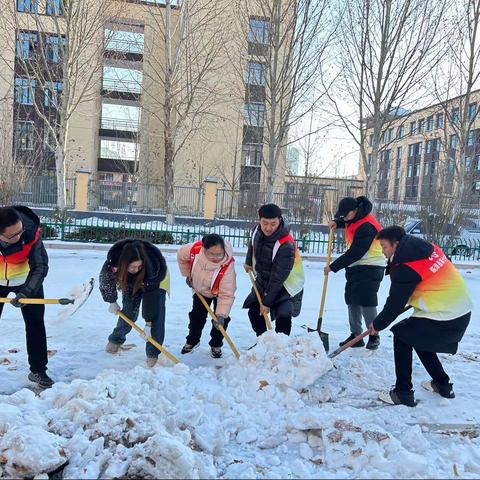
left=403, top=219, right=480, bottom=259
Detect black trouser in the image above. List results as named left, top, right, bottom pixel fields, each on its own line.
left=186, top=294, right=230, bottom=348
left=248, top=298, right=293, bottom=336
left=0, top=285, right=48, bottom=374
left=394, top=335, right=450, bottom=392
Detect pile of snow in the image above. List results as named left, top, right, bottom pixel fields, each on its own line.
left=0, top=333, right=333, bottom=479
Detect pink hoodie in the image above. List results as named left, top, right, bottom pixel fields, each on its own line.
left=177, top=241, right=236, bottom=317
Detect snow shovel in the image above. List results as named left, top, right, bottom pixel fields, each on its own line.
left=304, top=228, right=334, bottom=352
left=1, top=278, right=94, bottom=321
left=247, top=270, right=273, bottom=331
left=327, top=330, right=370, bottom=359
left=116, top=310, right=180, bottom=364
left=195, top=290, right=240, bottom=359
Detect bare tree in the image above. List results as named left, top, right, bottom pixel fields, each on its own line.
left=235, top=0, right=334, bottom=201
left=0, top=97, right=39, bottom=205
left=139, top=0, right=228, bottom=224
left=428, top=0, right=480, bottom=224
left=328, top=0, right=447, bottom=202
left=0, top=0, right=125, bottom=212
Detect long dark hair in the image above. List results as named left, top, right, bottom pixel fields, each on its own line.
left=115, top=242, right=146, bottom=294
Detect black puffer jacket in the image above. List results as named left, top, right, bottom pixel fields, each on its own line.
left=99, top=239, right=167, bottom=304
left=243, top=220, right=295, bottom=308
left=373, top=235, right=470, bottom=353
left=330, top=196, right=380, bottom=272
left=0, top=206, right=48, bottom=296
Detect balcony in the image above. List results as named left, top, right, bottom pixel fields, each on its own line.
left=99, top=117, right=139, bottom=140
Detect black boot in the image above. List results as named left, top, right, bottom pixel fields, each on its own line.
left=366, top=334, right=380, bottom=350
left=422, top=380, right=455, bottom=399
left=339, top=333, right=365, bottom=348
left=28, top=371, right=54, bottom=389
left=379, top=388, right=416, bottom=407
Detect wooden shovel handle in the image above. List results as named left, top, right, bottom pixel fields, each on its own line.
left=247, top=270, right=273, bottom=331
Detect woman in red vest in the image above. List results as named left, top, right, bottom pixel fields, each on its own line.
left=326, top=196, right=385, bottom=350
left=371, top=226, right=472, bottom=407
left=177, top=234, right=236, bottom=358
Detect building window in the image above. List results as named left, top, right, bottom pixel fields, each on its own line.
left=15, top=76, right=36, bottom=105
left=388, top=128, right=394, bottom=142
left=424, top=162, right=429, bottom=176
left=469, top=102, right=477, bottom=121
left=99, top=172, right=114, bottom=182
left=44, top=81, right=63, bottom=107
left=46, top=0, right=63, bottom=16
left=465, top=156, right=472, bottom=169
left=396, top=146, right=402, bottom=160
left=474, top=181, right=480, bottom=193
left=449, top=134, right=457, bottom=149
left=436, top=112, right=444, bottom=129
left=435, top=138, right=441, bottom=151
left=397, top=125, right=404, bottom=139
left=408, top=144, right=414, bottom=157
left=103, top=66, right=142, bottom=93
left=467, top=131, right=474, bottom=146
left=427, top=115, right=434, bottom=131
left=100, top=139, right=139, bottom=161
left=477, top=155, right=480, bottom=170
left=16, top=32, right=37, bottom=59
left=367, top=153, right=372, bottom=165
left=246, top=62, right=265, bottom=86
left=452, top=107, right=460, bottom=124
left=104, top=29, right=144, bottom=54
left=17, top=0, right=37, bottom=12
left=101, top=103, right=140, bottom=132
left=418, top=118, right=425, bottom=133
left=44, top=127, right=56, bottom=152
left=426, top=140, right=432, bottom=154
left=248, top=18, right=269, bottom=44
left=407, top=165, right=413, bottom=177
left=410, top=121, right=416, bottom=135
left=15, top=121, right=35, bottom=150
left=45, top=35, right=65, bottom=63
left=244, top=102, right=265, bottom=127
left=448, top=159, right=455, bottom=173
left=241, top=144, right=263, bottom=166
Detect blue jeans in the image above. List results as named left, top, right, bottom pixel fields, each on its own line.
left=108, top=289, right=166, bottom=358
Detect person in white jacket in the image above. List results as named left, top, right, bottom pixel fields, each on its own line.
left=177, top=234, right=236, bottom=358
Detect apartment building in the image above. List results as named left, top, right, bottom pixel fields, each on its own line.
left=0, top=0, right=289, bottom=210
left=362, top=91, right=480, bottom=207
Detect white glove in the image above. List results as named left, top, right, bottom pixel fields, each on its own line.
left=108, top=302, right=120, bottom=314
left=141, top=323, right=152, bottom=341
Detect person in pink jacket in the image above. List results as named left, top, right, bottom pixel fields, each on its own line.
left=177, top=234, right=236, bottom=358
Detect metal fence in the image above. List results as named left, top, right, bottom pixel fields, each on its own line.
left=38, top=213, right=480, bottom=261
left=12, top=176, right=76, bottom=209
left=88, top=180, right=204, bottom=216
left=216, top=189, right=324, bottom=223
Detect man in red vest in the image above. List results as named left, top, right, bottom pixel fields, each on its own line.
left=325, top=196, right=385, bottom=350
left=0, top=206, right=53, bottom=389
left=371, top=226, right=471, bottom=407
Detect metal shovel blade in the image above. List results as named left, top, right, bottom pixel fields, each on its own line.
left=304, top=316, right=329, bottom=353
left=57, top=278, right=95, bottom=321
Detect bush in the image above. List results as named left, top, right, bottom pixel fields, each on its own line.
left=63, top=226, right=175, bottom=244
left=40, top=224, right=59, bottom=239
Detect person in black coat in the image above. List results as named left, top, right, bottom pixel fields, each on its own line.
left=99, top=239, right=169, bottom=367
left=0, top=206, right=52, bottom=388
left=326, top=196, right=385, bottom=350
left=243, top=203, right=304, bottom=336
left=370, top=226, right=472, bottom=407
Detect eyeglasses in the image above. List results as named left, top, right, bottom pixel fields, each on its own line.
left=0, top=228, right=25, bottom=241
left=205, top=250, right=225, bottom=259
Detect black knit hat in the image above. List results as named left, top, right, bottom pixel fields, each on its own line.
left=258, top=203, right=282, bottom=219
left=334, top=197, right=358, bottom=220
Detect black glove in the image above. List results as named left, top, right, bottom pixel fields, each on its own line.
left=11, top=292, right=27, bottom=308
left=213, top=315, right=225, bottom=330
left=186, top=277, right=193, bottom=288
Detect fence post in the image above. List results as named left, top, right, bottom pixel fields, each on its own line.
left=203, top=178, right=218, bottom=220
left=74, top=168, right=91, bottom=212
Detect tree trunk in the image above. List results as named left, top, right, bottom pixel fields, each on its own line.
left=55, top=136, right=67, bottom=211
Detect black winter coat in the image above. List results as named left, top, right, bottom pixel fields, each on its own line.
left=243, top=220, right=296, bottom=309
left=99, top=239, right=167, bottom=320
left=373, top=235, right=470, bottom=354
left=330, top=196, right=384, bottom=306
left=0, top=205, right=49, bottom=296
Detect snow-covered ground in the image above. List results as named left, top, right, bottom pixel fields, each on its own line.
left=1, top=248, right=479, bottom=479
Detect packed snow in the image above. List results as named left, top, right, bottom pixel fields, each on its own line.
left=1, top=248, right=479, bottom=479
